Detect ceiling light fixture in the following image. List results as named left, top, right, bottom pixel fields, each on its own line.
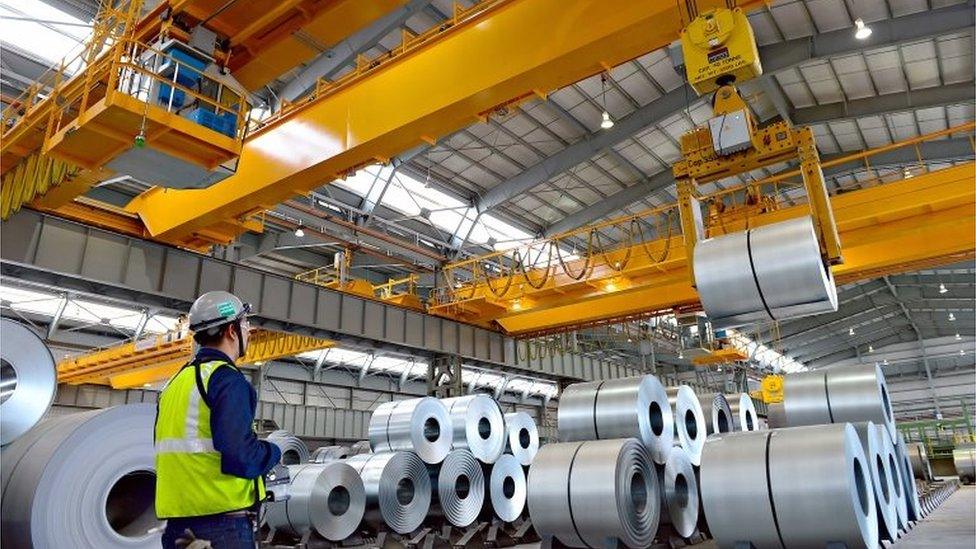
left=294, top=224, right=305, bottom=238
left=939, top=282, right=948, bottom=294
left=600, top=73, right=614, bottom=129
left=853, top=18, right=872, bottom=40
left=882, top=358, right=888, bottom=366
left=949, top=312, right=956, bottom=321
left=849, top=327, right=855, bottom=336
left=960, top=349, right=966, bottom=356
left=955, top=333, right=961, bottom=340
left=678, top=350, right=684, bottom=359
left=868, top=345, right=874, bottom=353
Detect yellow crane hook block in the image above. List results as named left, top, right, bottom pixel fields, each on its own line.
left=680, top=7, right=763, bottom=94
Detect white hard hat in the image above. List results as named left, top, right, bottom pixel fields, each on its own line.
left=188, top=291, right=251, bottom=334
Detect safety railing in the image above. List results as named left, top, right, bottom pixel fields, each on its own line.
left=374, top=274, right=419, bottom=299
left=431, top=122, right=976, bottom=309
left=295, top=266, right=343, bottom=288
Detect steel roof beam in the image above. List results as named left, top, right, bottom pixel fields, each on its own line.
left=792, top=82, right=974, bottom=125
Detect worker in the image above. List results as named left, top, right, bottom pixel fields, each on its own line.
left=154, top=291, right=281, bottom=548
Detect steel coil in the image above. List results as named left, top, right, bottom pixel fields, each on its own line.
left=667, top=386, right=706, bottom=465
left=700, top=431, right=780, bottom=549
left=726, top=393, right=758, bottom=432
left=264, top=462, right=366, bottom=541
left=266, top=430, right=309, bottom=464
left=851, top=422, right=898, bottom=542
left=0, top=319, right=57, bottom=446
left=1, top=404, right=162, bottom=548
left=697, top=392, right=734, bottom=435
left=895, top=432, right=923, bottom=520
left=430, top=449, right=484, bottom=527
left=503, top=411, right=539, bottom=466
left=368, top=397, right=452, bottom=464
left=827, top=364, right=896, bottom=440
left=766, top=401, right=786, bottom=428
left=782, top=369, right=832, bottom=427
left=769, top=424, right=877, bottom=549
left=349, top=440, right=372, bottom=455
left=953, top=444, right=976, bottom=483
left=693, top=216, right=838, bottom=329
left=659, top=446, right=699, bottom=538
left=442, top=395, right=505, bottom=464
left=558, top=375, right=673, bottom=464
left=310, top=445, right=350, bottom=463
left=906, top=442, right=933, bottom=481
left=345, top=452, right=431, bottom=534
left=879, top=428, right=909, bottom=531
left=528, top=439, right=658, bottom=548
left=485, top=453, right=526, bottom=522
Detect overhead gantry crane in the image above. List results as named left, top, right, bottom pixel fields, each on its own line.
left=2, top=1, right=974, bottom=341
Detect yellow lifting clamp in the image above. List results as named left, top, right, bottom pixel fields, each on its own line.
left=680, top=7, right=763, bottom=95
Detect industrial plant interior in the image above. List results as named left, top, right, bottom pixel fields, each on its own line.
left=1, top=0, right=975, bottom=547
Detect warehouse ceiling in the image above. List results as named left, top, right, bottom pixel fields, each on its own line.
left=2, top=0, right=973, bottom=403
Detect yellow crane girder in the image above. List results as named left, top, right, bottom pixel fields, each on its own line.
left=57, top=328, right=333, bottom=389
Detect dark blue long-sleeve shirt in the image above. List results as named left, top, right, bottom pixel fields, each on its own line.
left=194, top=347, right=280, bottom=479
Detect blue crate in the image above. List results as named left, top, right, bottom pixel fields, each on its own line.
left=186, top=108, right=237, bottom=137
left=157, top=84, right=185, bottom=109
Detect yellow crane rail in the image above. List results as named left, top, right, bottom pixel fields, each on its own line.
left=57, top=328, right=333, bottom=389
left=427, top=124, right=976, bottom=336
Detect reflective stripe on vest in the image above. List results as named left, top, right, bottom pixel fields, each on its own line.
left=154, top=359, right=265, bottom=518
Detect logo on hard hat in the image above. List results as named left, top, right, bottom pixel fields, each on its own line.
left=216, top=301, right=237, bottom=317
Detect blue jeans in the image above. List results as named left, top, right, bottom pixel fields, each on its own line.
left=161, top=514, right=255, bottom=548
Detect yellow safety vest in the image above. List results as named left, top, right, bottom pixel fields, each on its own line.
left=154, top=360, right=266, bottom=518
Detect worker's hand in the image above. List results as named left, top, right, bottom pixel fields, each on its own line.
left=175, top=528, right=213, bottom=548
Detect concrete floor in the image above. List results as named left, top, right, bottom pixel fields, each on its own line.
left=893, top=485, right=975, bottom=548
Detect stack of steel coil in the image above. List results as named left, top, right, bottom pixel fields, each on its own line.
left=953, top=444, right=976, bottom=484
left=693, top=216, right=838, bottom=329
left=781, top=364, right=896, bottom=438
left=266, top=430, right=310, bottom=464
left=559, top=375, right=673, bottom=464
left=503, top=411, right=539, bottom=465
left=657, top=446, right=699, bottom=539
left=442, top=395, right=505, bottom=463
left=725, top=393, right=759, bottom=432
left=1, top=404, right=162, bottom=548
left=345, top=452, right=431, bottom=534
left=310, top=445, right=350, bottom=463
left=667, top=386, right=706, bottom=465
left=264, top=461, right=366, bottom=541
left=1, top=318, right=57, bottom=447
left=429, top=449, right=485, bottom=527
left=851, top=422, right=899, bottom=543
left=483, top=453, right=526, bottom=522
left=879, top=428, right=910, bottom=532
left=895, top=432, right=924, bottom=521
left=701, top=424, right=878, bottom=549
left=528, top=438, right=658, bottom=548
left=349, top=440, right=372, bottom=456
left=697, top=391, right=734, bottom=435
left=368, top=397, right=453, bottom=464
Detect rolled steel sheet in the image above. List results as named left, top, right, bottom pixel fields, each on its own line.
left=769, top=424, right=877, bottom=549
left=1, top=403, right=162, bottom=548
left=726, top=393, right=758, bottom=432
left=349, top=440, right=372, bottom=455
left=880, top=428, right=909, bottom=531
left=700, top=431, right=780, bottom=549
left=528, top=439, right=658, bottom=548
left=906, top=442, right=933, bottom=481
left=266, top=430, right=309, bottom=464
left=697, top=392, right=734, bottom=435
left=368, top=397, right=452, bottom=464
left=485, top=453, right=526, bottom=522
left=851, top=422, right=898, bottom=543
left=503, top=411, right=539, bottom=466
left=896, top=433, right=923, bottom=520
left=827, top=364, right=896, bottom=440
left=766, top=402, right=786, bottom=428
left=264, top=462, right=366, bottom=541
left=431, top=449, right=484, bottom=527
left=442, top=395, right=505, bottom=464
left=0, top=318, right=57, bottom=446
left=782, top=369, right=832, bottom=427
left=693, top=216, right=837, bottom=329
left=667, top=386, right=706, bottom=466
left=660, top=446, right=699, bottom=538
left=310, top=445, right=350, bottom=463
left=345, top=452, right=431, bottom=534
left=558, top=375, right=673, bottom=464
left=953, top=444, right=976, bottom=483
